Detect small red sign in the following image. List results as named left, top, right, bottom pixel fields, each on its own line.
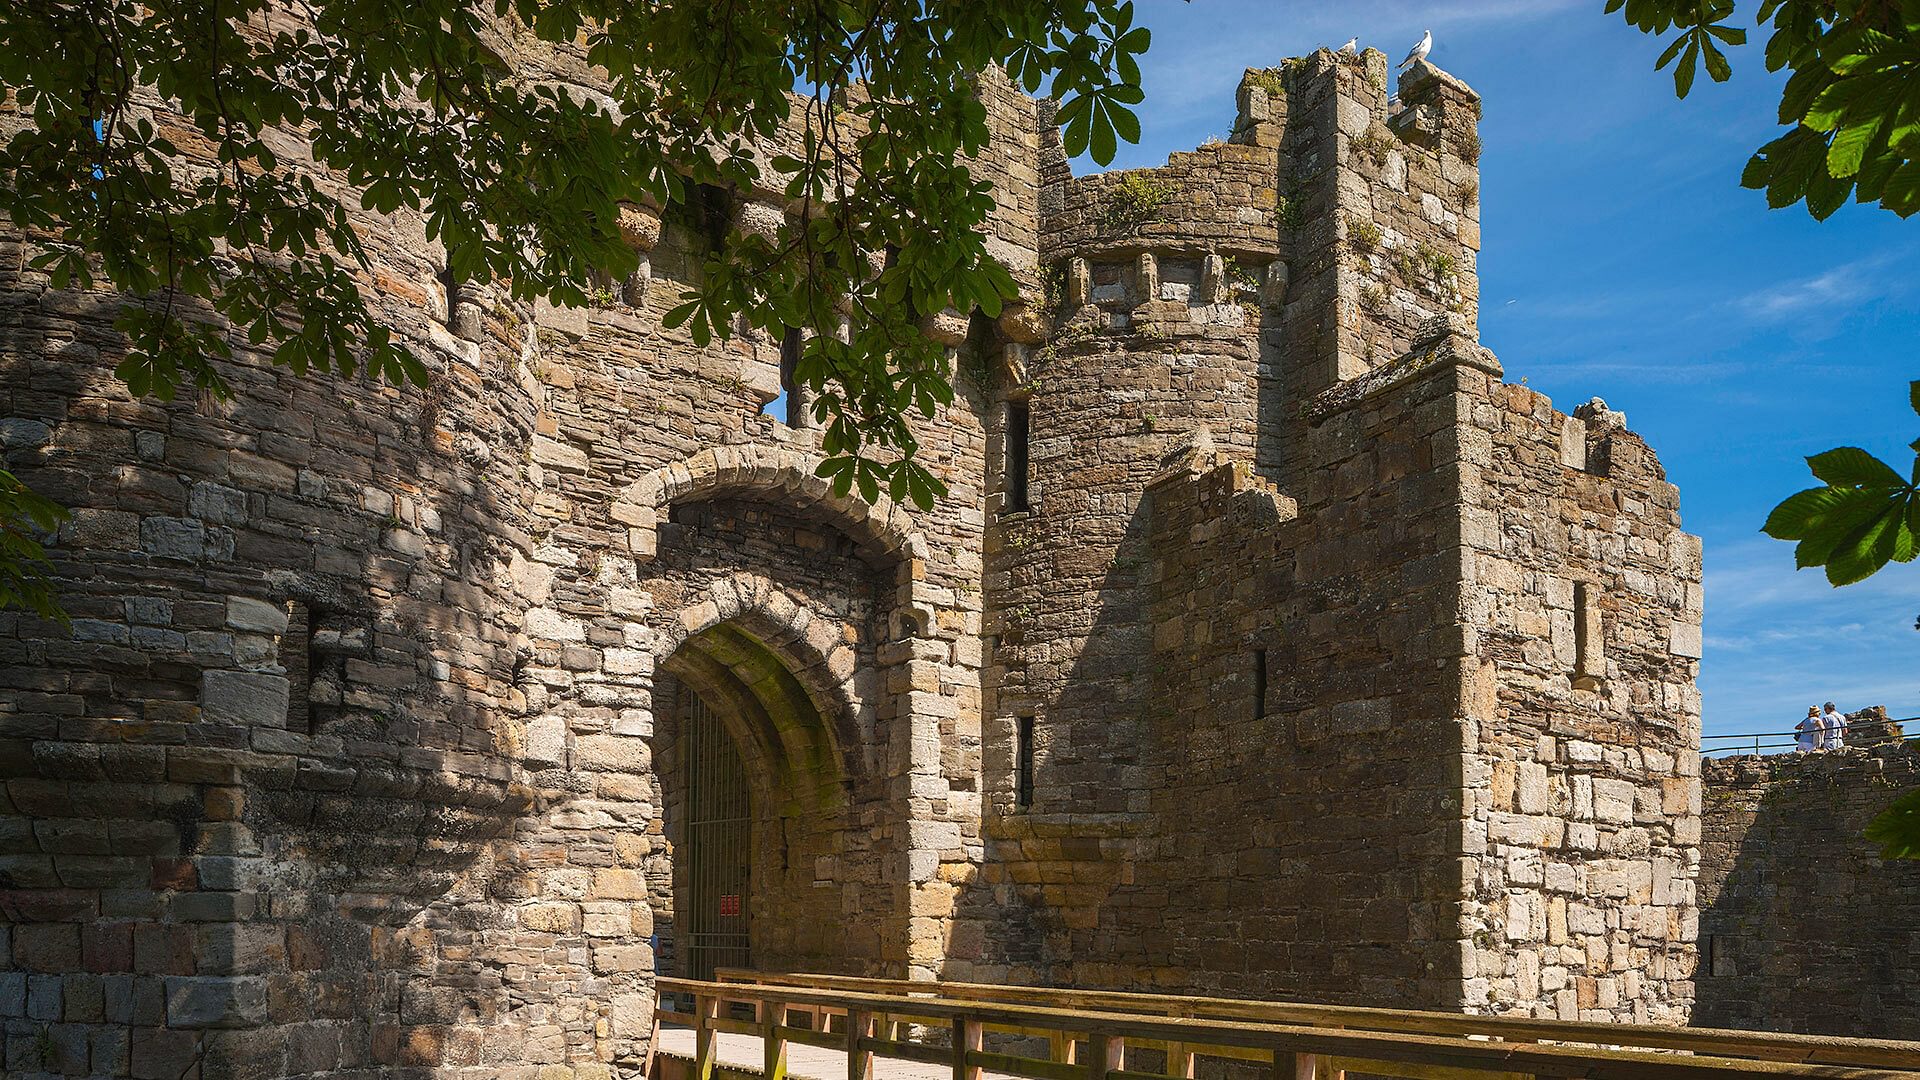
left=719, top=894, right=741, bottom=917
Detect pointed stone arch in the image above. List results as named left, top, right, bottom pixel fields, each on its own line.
left=648, top=573, right=899, bottom=978
left=611, top=441, right=965, bottom=978
left=612, top=443, right=929, bottom=566
left=654, top=571, right=881, bottom=791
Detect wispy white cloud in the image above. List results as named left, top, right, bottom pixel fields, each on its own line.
left=1704, top=621, right=1868, bottom=653
left=1733, top=255, right=1909, bottom=321
left=1705, top=537, right=1920, bottom=616
left=1526, top=355, right=1753, bottom=384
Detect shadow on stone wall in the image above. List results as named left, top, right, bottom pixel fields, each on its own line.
left=0, top=278, right=539, bottom=1076
left=956, top=477, right=1156, bottom=986
left=1694, top=744, right=1920, bottom=1039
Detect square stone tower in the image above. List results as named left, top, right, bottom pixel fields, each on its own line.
left=969, top=49, right=1702, bottom=1022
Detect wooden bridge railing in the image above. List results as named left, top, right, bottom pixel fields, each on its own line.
left=650, top=975, right=1920, bottom=1080
left=708, top=968, right=1920, bottom=1070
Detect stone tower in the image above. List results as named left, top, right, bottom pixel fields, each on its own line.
left=969, top=50, right=1702, bottom=1022
left=0, top=45, right=1701, bottom=1080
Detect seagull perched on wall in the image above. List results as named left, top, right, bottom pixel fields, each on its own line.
left=1337, top=36, right=1359, bottom=56
left=1400, top=29, right=1432, bottom=70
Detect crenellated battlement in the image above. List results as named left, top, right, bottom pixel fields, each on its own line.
left=1029, top=47, right=1483, bottom=409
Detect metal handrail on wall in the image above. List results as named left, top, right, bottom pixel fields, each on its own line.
left=1702, top=720, right=1918, bottom=758
left=648, top=974, right=1920, bottom=1080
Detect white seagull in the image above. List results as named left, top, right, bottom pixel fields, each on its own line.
left=1337, top=36, right=1359, bottom=56
left=1400, top=29, right=1432, bottom=70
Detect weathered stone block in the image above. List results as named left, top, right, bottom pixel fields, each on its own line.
left=164, top=975, right=267, bottom=1028
left=225, top=596, right=288, bottom=635
left=200, top=670, right=291, bottom=727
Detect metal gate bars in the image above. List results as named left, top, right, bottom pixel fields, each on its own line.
left=681, top=691, right=753, bottom=982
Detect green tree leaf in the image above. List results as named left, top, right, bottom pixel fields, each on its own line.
left=0, top=0, right=1155, bottom=596
left=1613, top=0, right=1920, bottom=220
left=1866, top=788, right=1920, bottom=860
left=1808, top=446, right=1909, bottom=487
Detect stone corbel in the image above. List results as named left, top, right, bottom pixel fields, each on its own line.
left=998, top=302, right=1048, bottom=345
left=1199, top=253, right=1229, bottom=306
left=1066, top=258, right=1092, bottom=307
left=1260, top=261, right=1290, bottom=309
left=735, top=200, right=786, bottom=244
left=997, top=343, right=1031, bottom=390
left=922, top=308, right=970, bottom=348
left=1134, top=253, right=1160, bottom=303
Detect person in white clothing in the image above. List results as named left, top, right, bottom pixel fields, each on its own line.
left=1821, top=701, right=1847, bottom=751
left=1796, top=707, right=1823, bottom=752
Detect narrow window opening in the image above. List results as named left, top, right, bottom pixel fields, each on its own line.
left=1708, top=934, right=1738, bottom=977
left=965, top=309, right=997, bottom=388
left=1573, top=583, right=1589, bottom=660
left=1014, top=715, right=1035, bottom=810
left=283, top=600, right=312, bottom=733
left=1253, top=648, right=1268, bottom=719
left=778, top=326, right=807, bottom=427
left=1004, top=400, right=1030, bottom=514
left=435, top=261, right=459, bottom=325
left=694, top=184, right=733, bottom=252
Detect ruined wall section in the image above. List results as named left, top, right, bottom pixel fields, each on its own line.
left=488, top=50, right=1056, bottom=1000
left=1455, top=384, right=1702, bottom=1025
left=1271, top=52, right=1482, bottom=458
left=974, top=50, right=1696, bottom=1019
left=1696, top=747, right=1920, bottom=1039
left=970, top=52, right=1482, bottom=996
left=0, top=40, right=1038, bottom=1080
left=967, top=70, right=1294, bottom=984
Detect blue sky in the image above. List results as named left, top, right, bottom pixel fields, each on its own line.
left=1083, top=0, right=1920, bottom=742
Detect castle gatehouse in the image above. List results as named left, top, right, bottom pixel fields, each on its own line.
left=0, top=47, right=1707, bottom=1078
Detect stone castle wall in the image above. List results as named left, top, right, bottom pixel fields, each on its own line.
left=1, top=39, right=1706, bottom=1080
left=1, top=78, right=547, bottom=1075
left=1696, top=745, right=1920, bottom=1039
left=1460, top=388, right=1701, bottom=1025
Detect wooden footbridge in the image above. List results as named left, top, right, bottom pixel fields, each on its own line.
left=647, top=970, right=1920, bottom=1080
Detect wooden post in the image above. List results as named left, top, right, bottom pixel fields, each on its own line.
left=1089, top=1033, right=1120, bottom=1080
left=847, top=1009, right=874, bottom=1080
left=1280, top=1050, right=1313, bottom=1080
left=642, top=1008, right=663, bottom=1080
left=763, top=998, right=788, bottom=1080
left=952, top=1015, right=984, bottom=1080
left=1048, top=1032, right=1075, bottom=1065
left=1167, top=1041, right=1195, bottom=1079
left=695, top=995, right=720, bottom=1080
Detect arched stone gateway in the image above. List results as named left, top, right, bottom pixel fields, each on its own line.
left=514, top=446, right=963, bottom=1000
left=652, top=615, right=876, bottom=979
left=617, top=475, right=935, bottom=980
